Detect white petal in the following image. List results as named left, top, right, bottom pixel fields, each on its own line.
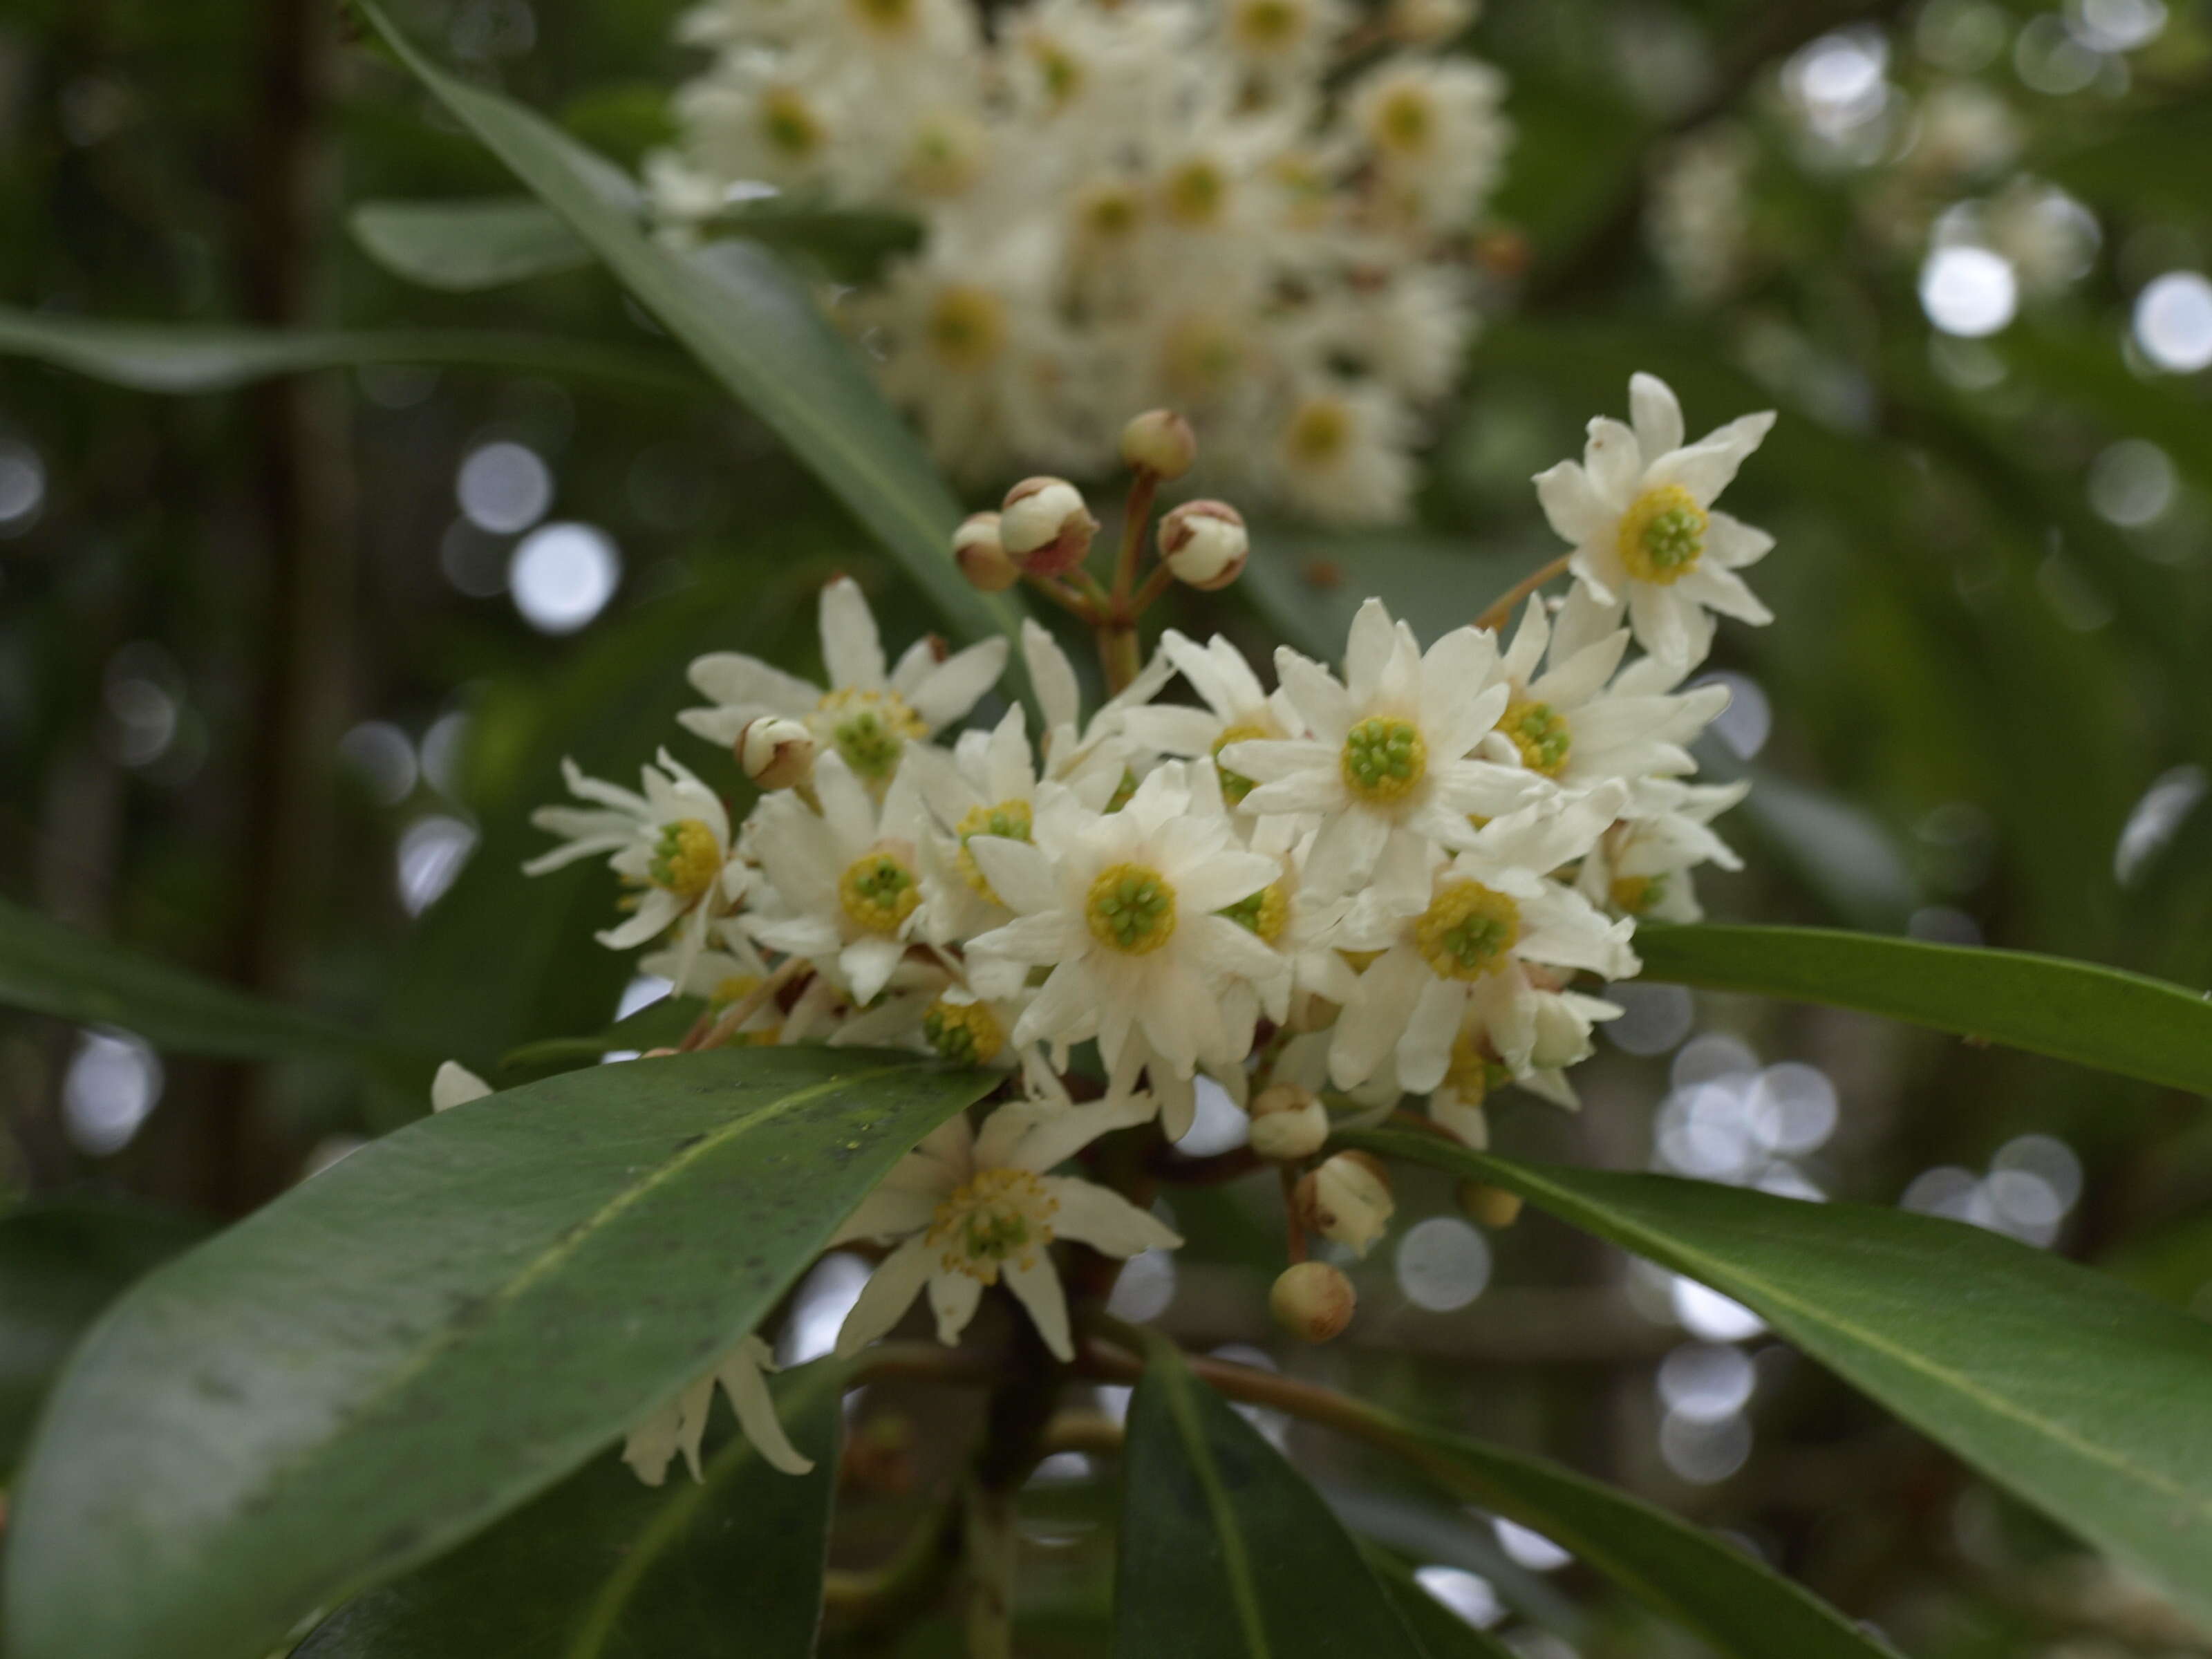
left=718, top=1344, right=814, bottom=1476
left=968, top=837, right=1060, bottom=916
left=1002, top=1254, right=1074, bottom=1360
left=1644, top=411, right=1774, bottom=507
left=910, top=639, right=1011, bottom=728
left=687, top=651, right=821, bottom=715
left=1533, top=460, right=1614, bottom=545
left=1043, top=1176, right=1181, bottom=1256
left=819, top=577, right=888, bottom=691
left=1023, top=620, right=1081, bottom=734
left=1704, top=509, right=1774, bottom=570
left=928, top=1266, right=985, bottom=1347
left=1629, top=373, right=1685, bottom=460
left=835, top=1236, right=932, bottom=1356
left=1582, top=417, right=1644, bottom=505
left=431, top=1060, right=493, bottom=1112
left=1394, top=977, right=1467, bottom=1094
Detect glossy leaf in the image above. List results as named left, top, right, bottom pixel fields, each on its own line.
left=296, top=1360, right=846, bottom=1658
left=1634, top=924, right=2212, bottom=1096
left=0, top=303, right=699, bottom=397
left=1116, top=1342, right=1428, bottom=1659
left=355, top=0, right=1021, bottom=655
left=1361, top=1548, right=1517, bottom=1659
left=3, top=1047, right=996, bottom=1659
left=0, top=894, right=398, bottom=1062
left=350, top=196, right=594, bottom=290
left=498, top=994, right=709, bottom=1081
left=1347, top=1130, right=2212, bottom=1625
left=0, top=1199, right=207, bottom=1474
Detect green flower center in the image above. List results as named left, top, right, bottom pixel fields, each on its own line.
left=838, top=852, right=921, bottom=935
left=1219, top=880, right=1289, bottom=944
left=1501, top=699, right=1573, bottom=777
left=648, top=818, right=721, bottom=901
left=1085, top=863, right=1178, bottom=955
left=923, top=997, right=1003, bottom=1066
left=1211, top=721, right=1270, bottom=806
left=1618, top=484, right=1707, bottom=585
left=928, top=1168, right=1058, bottom=1282
left=1416, top=880, right=1522, bottom=980
left=1340, top=717, right=1427, bottom=805
left=818, top=688, right=926, bottom=780
left=761, top=88, right=824, bottom=158
left=954, top=798, right=1034, bottom=903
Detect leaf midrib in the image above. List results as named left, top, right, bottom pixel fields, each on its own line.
left=1159, top=1359, right=1273, bottom=1659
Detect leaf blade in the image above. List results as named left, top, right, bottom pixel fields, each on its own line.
left=1116, top=1342, right=1428, bottom=1659
left=350, top=196, right=594, bottom=290
left=3, top=1048, right=996, bottom=1659
left=353, top=0, right=1020, bottom=653
left=294, top=1362, right=845, bottom=1659
left=1347, top=1129, right=2212, bottom=1624
left=1634, top=924, right=2212, bottom=1096
left=0, top=303, right=699, bottom=397
left=0, top=894, right=397, bottom=1062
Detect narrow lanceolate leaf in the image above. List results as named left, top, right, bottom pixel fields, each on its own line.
left=0, top=303, right=699, bottom=397
left=350, top=196, right=595, bottom=290
left=3, top=1048, right=996, bottom=1659
left=0, top=894, right=395, bottom=1062
left=1633, top=924, right=2212, bottom=1096
left=0, top=1199, right=207, bottom=1475
left=1361, top=1548, right=1517, bottom=1659
left=353, top=0, right=1022, bottom=656
left=1116, top=1342, right=1428, bottom=1659
left=295, top=1362, right=846, bottom=1658
left=1348, top=1130, right=2212, bottom=1627
left=1360, top=1419, right=1893, bottom=1659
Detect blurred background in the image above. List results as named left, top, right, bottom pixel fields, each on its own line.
left=3, top=0, right=2211, bottom=1653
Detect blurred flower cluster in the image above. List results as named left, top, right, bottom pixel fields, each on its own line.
left=647, top=0, right=1508, bottom=521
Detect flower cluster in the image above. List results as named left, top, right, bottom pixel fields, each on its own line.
left=516, top=374, right=1773, bottom=1474
left=649, top=0, right=1506, bottom=521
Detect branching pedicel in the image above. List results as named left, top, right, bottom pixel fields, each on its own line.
left=511, top=373, right=1777, bottom=1489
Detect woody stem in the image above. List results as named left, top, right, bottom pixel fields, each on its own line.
left=1474, top=552, right=1573, bottom=634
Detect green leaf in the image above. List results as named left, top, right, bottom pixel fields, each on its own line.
left=1360, top=1418, right=1891, bottom=1659
left=3, top=1047, right=996, bottom=1659
left=1634, top=924, right=2212, bottom=1096
left=1116, top=1341, right=1427, bottom=1659
left=1347, top=1130, right=2212, bottom=1626
left=498, top=994, right=709, bottom=1081
left=1360, top=1548, right=1517, bottom=1659
left=1693, top=743, right=1918, bottom=934
left=353, top=0, right=1022, bottom=656
left=0, top=1199, right=207, bottom=1475
left=0, top=894, right=399, bottom=1062
left=350, top=196, right=594, bottom=290
left=294, top=1361, right=845, bottom=1658
left=0, top=303, right=700, bottom=397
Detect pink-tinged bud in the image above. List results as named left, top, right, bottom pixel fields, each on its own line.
left=1120, top=409, right=1198, bottom=479
left=1271, top=1261, right=1356, bottom=1343
left=1000, top=476, right=1098, bottom=577
left=1158, top=499, right=1248, bottom=591
left=736, top=716, right=816, bottom=791
left=952, top=511, right=1019, bottom=592
left=1248, top=1083, right=1329, bottom=1162
left=1294, top=1151, right=1394, bottom=1257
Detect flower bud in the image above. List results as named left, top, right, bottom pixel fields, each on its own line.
left=641, top=1047, right=681, bottom=1060
left=1247, top=1083, right=1329, bottom=1162
left=1000, top=476, right=1098, bottom=577
left=737, top=716, right=816, bottom=791
left=1119, top=409, right=1198, bottom=479
left=1386, top=0, right=1475, bottom=45
left=1459, top=1181, right=1524, bottom=1229
left=1295, top=1151, right=1394, bottom=1257
left=1271, top=1261, right=1356, bottom=1343
left=1158, top=499, right=1248, bottom=592
left=1528, top=997, right=1597, bottom=1071
left=951, top=511, right=1019, bottom=592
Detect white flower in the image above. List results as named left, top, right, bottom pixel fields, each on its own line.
left=1120, top=629, right=1304, bottom=809
left=966, top=766, right=1282, bottom=1083
left=430, top=1060, right=492, bottom=1113
left=622, top=1333, right=812, bottom=1483
left=1326, top=785, right=1638, bottom=1094
left=525, top=750, right=736, bottom=984
left=641, top=925, right=786, bottom=1043
left=681, top=576, right=1007, bottom=787
left=1267, top=384, right=1419, bottom=525
left=831, top=1094, right=1180, bottom=1360
left=1221, top=598, right=1538, bottom=899
left=1480, top=585, right=1730, bottom=789
left=1534, top=373, right=1777, bottom=668
left=1575, top=776, right=1749, bottom=924
left=744, top=751, right=937, bottom=1005
left=1341, top=55, right=1510, bottom=234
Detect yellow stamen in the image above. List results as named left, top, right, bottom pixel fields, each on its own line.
left=1211, top=720, right=1271, bottom=806
left=928, top=1168, right=1058, bottom=1282
left=924, top=285, right=1008, bottom=372
left=1500, top=699, right=1573, bottom=777
left=1219, top=880, right=1290, bottom=944
left=924, top=997, right=1004, bottom=1066
left=1340, top=716, right=1426, bottom=805
left=816, top=687, right=928, bottom=780
left=954, top=798, right=1034, bottom=904
left=1085, top=863, right=1178, bottom=955
left=1416, top=881, right=1522, bottom=980
left=648, top=819, right=721, bottom=901
left=838, top=850, right=921, bottom=935
left=1617, top=484, right=1707, bottom=585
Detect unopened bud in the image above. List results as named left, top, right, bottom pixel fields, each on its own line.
left=1459, top=1181, right=1524, bottom=1229
left=1120, top=409, right=1198, bottom=479
left=1000, top=476, right=1098, bottom=577
left=1271, top=1261, right=1356, bottom=1342
left=1386, top=0, right=1476, bottom=45
left=951, top=511, right=1019, bottom=592
left=1528, top=998, right=1595, bottom=1071
left=1247, top=1083, right=1329, bottom=1162
left=1159, top=499, right=1248, bottom=591
left=1295, top=1150, right=1394, bottom=1257
left=737, top=716, right=816, bottom=791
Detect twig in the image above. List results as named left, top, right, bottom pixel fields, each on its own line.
left=682, top=957, right=808, bottom=1052
left=1474, top=553, right=1571, bottom=635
